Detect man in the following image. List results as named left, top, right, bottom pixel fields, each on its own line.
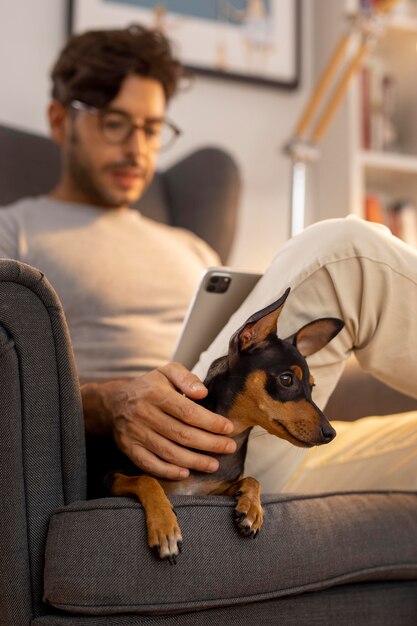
left=1, top=25, right=417, bottom=493
left=1, top=25, right=238, bottom=482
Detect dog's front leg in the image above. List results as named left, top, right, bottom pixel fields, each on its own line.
left=233, top=476, right=264, bottom=538
left=111, top=473, right=182, bottom=564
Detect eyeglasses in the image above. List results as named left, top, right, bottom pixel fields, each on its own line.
left=70, top=100, right=182, bottom=151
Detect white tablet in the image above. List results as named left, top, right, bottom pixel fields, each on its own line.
left=172, top=267, right=262, bottom=369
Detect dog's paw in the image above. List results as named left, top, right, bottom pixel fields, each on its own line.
left=147, top=509, right=183, bottom=564
left=234, top=498, right=264, bottom=539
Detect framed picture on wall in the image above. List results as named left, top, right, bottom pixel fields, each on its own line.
left=69, top=0, right=300, bottom=89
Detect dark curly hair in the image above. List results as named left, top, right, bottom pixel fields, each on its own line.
left=51, top=24, right=185, bottom=107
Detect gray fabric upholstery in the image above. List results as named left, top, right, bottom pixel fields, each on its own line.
left=33, top=582, right=417, bottom=626
left=0, top=125, right=61, bottom=204
left=0, top=124, right=240, bottom=262
left=159, top=148, right=240, bottom=260
left=0, top=260, right=86, bottom=623
left=43, top=492, right=417, bottom=615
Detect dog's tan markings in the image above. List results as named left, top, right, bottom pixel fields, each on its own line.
left=309, top=374, right=315, bottom=386
left=227, top=371, right=328, bottom=447
left=227, top=371, right=270, bottom=428
left=270, top=398, right=328, bottom=446
left=234, top=476, right=263, bottom=537
left=291, top=365, right=303, bottom=381
left=112, top=473, right=182, bottom=563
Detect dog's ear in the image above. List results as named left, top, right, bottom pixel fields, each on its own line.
left=285, top=318, right=344, bottom=357
left=228, top=288, right=291, bottom=365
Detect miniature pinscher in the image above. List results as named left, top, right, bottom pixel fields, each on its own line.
left=94, top=288, right=344, bottom=563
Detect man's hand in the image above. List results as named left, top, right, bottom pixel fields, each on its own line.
left=81, top=362, right=237, bottom=480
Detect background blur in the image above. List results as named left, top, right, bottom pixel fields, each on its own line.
left=6, top=2, right=414, bottom=271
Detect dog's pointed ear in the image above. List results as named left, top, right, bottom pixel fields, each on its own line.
left=285, top=318, right=344, bottom=357
left=228, top=287, right=291, bottom=366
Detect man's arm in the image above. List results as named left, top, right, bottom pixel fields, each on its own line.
left=81, top=362, right=237, bottom=481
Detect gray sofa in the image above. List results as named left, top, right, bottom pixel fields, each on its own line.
left=1, top=124, right=417, bottom=625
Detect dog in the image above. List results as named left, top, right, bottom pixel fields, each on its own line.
left=91, top=287, right=344, bottom=563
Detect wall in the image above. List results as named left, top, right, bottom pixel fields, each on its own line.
left=0, top=1, right=67, bottom=133
left=0, top=0, right=313, bottom=271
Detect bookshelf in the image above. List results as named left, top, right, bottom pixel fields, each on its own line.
left=312, top=0, right=417, bottom=245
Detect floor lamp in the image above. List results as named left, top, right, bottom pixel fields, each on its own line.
left=286, top=0, right=400, bottom=238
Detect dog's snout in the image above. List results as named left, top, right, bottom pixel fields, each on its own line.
left=321, top=424, right=336, bottom=443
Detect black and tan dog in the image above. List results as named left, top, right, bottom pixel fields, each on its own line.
left=97, top=288, right=343, bottom=563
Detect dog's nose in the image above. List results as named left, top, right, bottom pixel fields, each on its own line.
left=321, top=424, right=336, bottom=443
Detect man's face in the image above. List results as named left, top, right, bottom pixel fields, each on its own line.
left=61, top=75, right=167, bottom=208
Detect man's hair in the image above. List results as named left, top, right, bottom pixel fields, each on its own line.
left=51, top=24, right=184, bottom=107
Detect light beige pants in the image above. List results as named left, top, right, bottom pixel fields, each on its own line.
left=193, top=216, right=417, bottom=493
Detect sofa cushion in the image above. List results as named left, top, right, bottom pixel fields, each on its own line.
left=43, top=491, right=417, bottom=616
left=33, top=582, right=417, bottom=626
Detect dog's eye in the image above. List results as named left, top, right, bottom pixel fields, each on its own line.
left=279, top=372, right=294, bottom=387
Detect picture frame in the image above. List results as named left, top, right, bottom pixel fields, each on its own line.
left=69, top=0, right=300, bottom=89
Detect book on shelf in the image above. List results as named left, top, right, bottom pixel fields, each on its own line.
left=388, top=199, right=417, bottom=247
left=359, top=0, right=377, bottom=11
left=359, top=0, right=414, bottom=11
left=364, top=194, right=384, bottom=223
left=361, top=0, right=417, bottom=18
left=364, top=194, right=417, bottom=246
left=360, top=60, right=399, bottom=152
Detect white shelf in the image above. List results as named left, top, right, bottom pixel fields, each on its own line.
left=359, top=150, right=417, bottom=174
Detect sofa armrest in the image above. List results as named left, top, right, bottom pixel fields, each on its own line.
left=0, top=259, right=86, bottom=621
